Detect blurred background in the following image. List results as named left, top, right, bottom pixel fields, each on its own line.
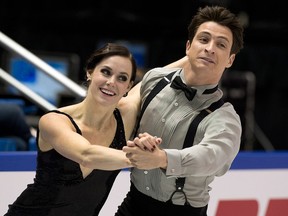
left=0, top=0, right=287, bottom=151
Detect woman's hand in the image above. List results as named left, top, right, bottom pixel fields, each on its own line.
left=124, top=133, right=167, bottom=170
left=127, top=132, right=162, bottom=151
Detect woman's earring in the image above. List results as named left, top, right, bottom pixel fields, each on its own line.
left=123, top=92, right=128, bottom=97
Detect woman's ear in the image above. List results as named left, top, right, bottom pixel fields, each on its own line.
left=86, top=72, right=91, bottom=81
left=128, top=81, right=134, bottom=90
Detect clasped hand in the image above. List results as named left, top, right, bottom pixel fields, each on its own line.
left=123, top=133, right=167, bottom=170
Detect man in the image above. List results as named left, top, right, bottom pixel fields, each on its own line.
left=116, top=5, right=244, bottom=216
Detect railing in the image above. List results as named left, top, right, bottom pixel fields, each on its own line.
left=0, top=68, right=57, bottom=111
left=0, top=31, right=86, bottom=111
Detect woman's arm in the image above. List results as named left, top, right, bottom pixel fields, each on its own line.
left=38, top=113, right=132, bottom=170
left=117, top=82, right=141, bottom=140
left=164, top=56, right=189, bottom=68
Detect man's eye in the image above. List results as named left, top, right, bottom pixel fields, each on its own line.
left=199, top=37, right=208, bottom=43
left=219, top=43, right=227, bottom=49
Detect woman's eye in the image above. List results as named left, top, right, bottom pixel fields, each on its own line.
left=118, top=75, right=128, bottom=82
left=101, top=69, right=111, bottom=76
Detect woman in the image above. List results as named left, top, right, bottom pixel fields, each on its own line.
left=4, top=43, right=159, bottom=216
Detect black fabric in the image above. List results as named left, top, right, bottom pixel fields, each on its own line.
left=202, top=85, right=218, bottom=94
left=170, top=76, right=197, bottom=101
left=5, top=109, right=126, bottom=216
left=115, top=182, right=207, bottom=216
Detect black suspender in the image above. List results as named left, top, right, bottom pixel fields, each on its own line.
left=134, top=72, right=175, bottom=137
left=135, top=71, right=224, bottom=140
left=183, top=98, right=224, bottom=148
left=134, top=71, right=224, bottom=205
left=170, top=98, right=224, bottom=205
left=142, top=72, right=176, bottom=114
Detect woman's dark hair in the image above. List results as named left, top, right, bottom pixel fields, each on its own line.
left=187, top=6, right=244, bottom=55
left=85, top=43, right=137, bottom=83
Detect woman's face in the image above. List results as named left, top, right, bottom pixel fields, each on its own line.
left=87, top=55, right=133, bottom=106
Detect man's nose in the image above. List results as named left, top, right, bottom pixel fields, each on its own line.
left=205, top=42, right=215, bottom=54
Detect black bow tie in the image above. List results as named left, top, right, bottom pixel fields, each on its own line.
left=170, top=76, right=197, bottom=101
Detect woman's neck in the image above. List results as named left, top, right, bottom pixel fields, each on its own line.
left=73, top=99, right=116, bottom=130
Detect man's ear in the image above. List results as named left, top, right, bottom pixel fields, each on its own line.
left=185, top=40, right=191, bottom=54
left=226, top=54, right=235, bottom=68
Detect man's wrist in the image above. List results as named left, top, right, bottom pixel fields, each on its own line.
left=159, top=150, right=168, bottom=169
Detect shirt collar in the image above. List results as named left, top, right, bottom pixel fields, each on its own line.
left=179, top=69, right=218, bottom=95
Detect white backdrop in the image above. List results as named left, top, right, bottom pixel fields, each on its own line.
left=1, top=169, right=288, bottom=216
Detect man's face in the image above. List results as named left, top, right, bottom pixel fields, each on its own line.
left=185, top=21, right=235, bottom=85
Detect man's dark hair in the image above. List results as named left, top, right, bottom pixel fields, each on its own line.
left=188, top=6, right=244, bottom=54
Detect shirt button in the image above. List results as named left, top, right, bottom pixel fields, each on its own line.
left=174, top=102, right=178, bottom=106
left=144, top=170, right=148, bottom=174
left=171, top=169, right=175, bottom=173
left=161, top=118, right=165, bottom=123
left=146, top=187, right=150, bottom=191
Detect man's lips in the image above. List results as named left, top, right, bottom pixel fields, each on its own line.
left=199, top=57, right=215, bottom=64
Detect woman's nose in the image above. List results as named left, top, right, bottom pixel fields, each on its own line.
left=106, top=76, right=116, bottom=86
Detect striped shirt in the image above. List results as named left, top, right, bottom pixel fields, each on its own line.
left=131, top=67, right=241, bottom=207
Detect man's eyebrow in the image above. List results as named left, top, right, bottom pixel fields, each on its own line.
left=217, top=36, right=230, bottom=43
left=199, top=31, right=230, bottom=43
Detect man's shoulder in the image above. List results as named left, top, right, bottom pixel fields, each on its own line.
left=147, top=67, right=181, bottom=75
left=140, top=67, right=180, bottom=98
left=144, top=67, right=181, bottom=82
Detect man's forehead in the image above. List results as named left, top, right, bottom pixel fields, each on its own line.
left=197, top=22, right=233, bottom=41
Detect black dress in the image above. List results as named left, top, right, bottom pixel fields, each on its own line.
left=5, top=109, right=126, bottom=216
